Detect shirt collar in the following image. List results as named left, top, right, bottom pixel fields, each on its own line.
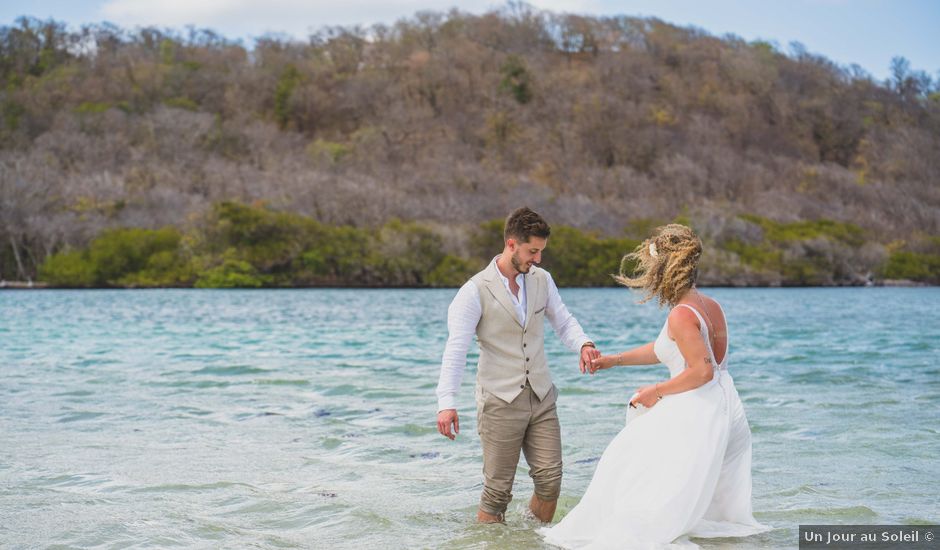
left=492, top=255, right=525, bottom=286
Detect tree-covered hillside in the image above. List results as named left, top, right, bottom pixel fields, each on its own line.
left=1, top=5, right=938, bottom=286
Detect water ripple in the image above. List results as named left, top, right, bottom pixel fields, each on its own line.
left=0, top=287, right=937, bottom=549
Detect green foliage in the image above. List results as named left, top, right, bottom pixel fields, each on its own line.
left=739, top=214, right=865, bottom=246
left=469, top=219, right=505, bottom=260
left=159, top=39, right=176, bottom=65
left=672, top=212, right=692, bottom=228
left=274, top=65, right=300, bottom=129
left=376, top=219, right=446, bottom=286
left=750, top=40, right=776, bottom=56
left=538, top=226, right=639, bottom=287
left=718, top=215, right=875, bottom=285
left=722, top=240, right=783, bottom=271
left=194, top=256, right=265, bottom=288
left=780, top=258, right=826, bottom=286
left=209, top=201, right=314, bottom=271
left=35, top=205, right=639, bottom=288
left=115, top=247, right=194, bottom=287
left=427, top=255, right=479, bottom=287
left=163, top=97, right=199, bottom=111
left=1, top=99, right=25, bottom=132
left=32, top=202, right=940, bottom=288
left=39, top=227, right=192, bottom=287
left=74, top=101, right=110, bottom=115
left=498, top=55, right=532, bottom=104
left=623, top=218, right=663, bottom=239
left=38, top=250, right=96, bottom=286
left=307, top=139, right=350, bottom=164
left=300, top=225, right=374, bottom=282
left=880, top=251, right=940, bottom=282
left=87, top=228, right=179, bottom=283
left=0, top=18, right=71, bottom=82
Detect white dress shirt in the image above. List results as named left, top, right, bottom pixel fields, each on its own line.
left=436, top=256, right=592, bottom=411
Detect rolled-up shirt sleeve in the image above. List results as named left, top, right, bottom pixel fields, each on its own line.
left=544, top=271, right=592, bottom=352
left=436, top=281, right=482, bottom=412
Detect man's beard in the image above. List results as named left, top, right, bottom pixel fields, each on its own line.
left=511, top=251, right=534, bottom=273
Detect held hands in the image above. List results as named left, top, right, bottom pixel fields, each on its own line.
left=437, top=409, right=459, bottom=440
left=579, top=344, right=602, bottom=374
left=588, top=354, right=619, bottom=375
left=630, top=384, right=662, bottom=408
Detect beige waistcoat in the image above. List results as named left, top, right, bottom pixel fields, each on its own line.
left=470, top=262, right=551, bottom=403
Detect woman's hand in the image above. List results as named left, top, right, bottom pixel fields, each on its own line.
left=588, top=354, right=619, bottom=374
left=630, top=384, right=662, bottom=408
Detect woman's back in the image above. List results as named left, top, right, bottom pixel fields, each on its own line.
left=674, top=292, right=728, bottom=367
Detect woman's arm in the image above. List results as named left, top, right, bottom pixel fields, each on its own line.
left=587, top=341, right=658, bottom=374
left=632, top=307, right=714, bottom=406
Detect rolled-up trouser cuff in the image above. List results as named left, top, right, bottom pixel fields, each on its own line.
left=479, top=488, right=512, bottom=516
left=532, top=472, right=562, bottom=501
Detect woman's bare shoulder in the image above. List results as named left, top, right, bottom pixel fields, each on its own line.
left=667, top=305, right=701, bottom=335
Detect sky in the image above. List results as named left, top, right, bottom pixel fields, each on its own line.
left=2, top=0, right=938, bottom=82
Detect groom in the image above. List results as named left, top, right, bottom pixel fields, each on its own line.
left=435, top=207, right=600, bottom=523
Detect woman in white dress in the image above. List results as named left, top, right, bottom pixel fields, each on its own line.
left=541, top=224, right=769, bottom=549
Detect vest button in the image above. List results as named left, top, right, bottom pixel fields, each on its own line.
left=520, top=384, right=525, bottom=389
left=523, top=343, right=527, bottom=347
left=526, top=357, right=530, bottom=361
left=526, top=370, right=529, bottom=374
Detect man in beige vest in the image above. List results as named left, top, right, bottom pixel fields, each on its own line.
left=436, top=207, right=600, bottom=523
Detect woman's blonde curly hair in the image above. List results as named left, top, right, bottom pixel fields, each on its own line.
left=614, top=224, right=702, bottom=307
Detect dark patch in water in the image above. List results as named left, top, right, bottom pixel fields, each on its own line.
left=409, top=452, right=440, bottom=460
left=314, top=409, right=331, bottom=417
left=316, top=491, right=337, bottom=498
left=575, top=457, right=600, bottom=465
left=261, top=411, right=283, bottom=416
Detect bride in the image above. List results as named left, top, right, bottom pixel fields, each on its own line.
left=541, top=224, right=770, bottom=549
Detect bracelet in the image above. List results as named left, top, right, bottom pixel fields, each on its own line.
left=617, top=352, right=624, bottom=366
left=581, top=341, right=596, bottom=349
left=655, top=383, right=664, bottom=400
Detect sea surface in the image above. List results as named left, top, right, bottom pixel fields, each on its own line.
left=1, top=288, right=938, bottom=549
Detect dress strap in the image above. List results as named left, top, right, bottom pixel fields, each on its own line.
left=673, top=304, right=708, bottom=332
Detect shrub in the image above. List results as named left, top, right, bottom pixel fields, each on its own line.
left=38, top=249, right=96, bottom=286
left=427, top=255, right=479, bottom=287
left=881, top=251, right=940, bottom=282
left=194, top=257, right=266, bottom=288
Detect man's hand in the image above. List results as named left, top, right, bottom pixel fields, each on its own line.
left=579, top=344, right=601, bottom=374
left=437, top=409, right=459, bottom=440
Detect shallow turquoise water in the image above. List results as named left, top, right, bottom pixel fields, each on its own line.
left=1, top=288, right=938, bottom=549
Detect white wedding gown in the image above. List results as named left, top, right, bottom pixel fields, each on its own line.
left=541, top=304, right=770, bottom=549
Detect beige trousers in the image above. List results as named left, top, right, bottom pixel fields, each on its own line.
left=475, top=382, right=563, bottom=516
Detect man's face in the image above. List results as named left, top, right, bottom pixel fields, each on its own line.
left=508, top=236, right=547, bottom=274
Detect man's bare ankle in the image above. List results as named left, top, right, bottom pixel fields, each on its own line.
left=529, top=495, right=557, bottom=523
left=477, top=509, right=504, bottom=523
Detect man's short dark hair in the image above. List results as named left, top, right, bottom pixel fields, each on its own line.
left=504, top=207, right=551, bottom=243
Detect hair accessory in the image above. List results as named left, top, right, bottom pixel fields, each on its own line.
left=648, top=242, right=658, bottom=257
